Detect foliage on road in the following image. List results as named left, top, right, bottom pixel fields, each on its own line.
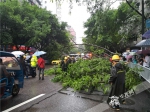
left=45, top=58, right=142, bottom=94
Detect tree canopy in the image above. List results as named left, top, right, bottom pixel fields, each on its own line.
left=50, top=0, right=150, bottom=54
left=0, top=0, right=72, bottom=60
left=82, top=1, right=150, bottom=53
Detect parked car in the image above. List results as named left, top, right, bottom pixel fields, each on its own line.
left=51, top=59, right=61, bottom=65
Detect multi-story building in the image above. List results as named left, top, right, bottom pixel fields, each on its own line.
left=67, top=26, right=76, bottom=44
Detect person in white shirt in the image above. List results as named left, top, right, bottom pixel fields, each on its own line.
left=143, top=54, right=150, bottom=68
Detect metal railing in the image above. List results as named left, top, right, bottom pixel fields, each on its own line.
left=128, top=62, right=150, bottom=83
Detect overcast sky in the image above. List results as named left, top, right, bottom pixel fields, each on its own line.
left=45, top=1, right=121, bottom=44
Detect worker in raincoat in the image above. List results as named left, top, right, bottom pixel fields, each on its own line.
left=107, top=54, right=125, bottom=110
left=60, top=56, right=69, bottom=72
left=30, top=55, right=37, bottom=76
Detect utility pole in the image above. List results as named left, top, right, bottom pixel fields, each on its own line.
left=142, top=0, right=144, bottom=36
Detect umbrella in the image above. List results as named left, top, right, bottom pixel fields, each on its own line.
left=11, top=51, right=24, bottom=57
left=126, top=55, right=133, bottom=62
left=136, top=49, right=150, bottom=55
left=33, top=51, right=46, bottom=56
left=135, top=39, right=150, bottom=47
left=128, top=52, right=138, bottom=56
left=142, top=30, right=150, bottom=39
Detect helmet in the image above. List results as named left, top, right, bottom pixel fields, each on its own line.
left=23, top=55, right=26, bottom=59
left=112, top=55, right=120, bottom=61
left=64, top=57, right=67, bottom=60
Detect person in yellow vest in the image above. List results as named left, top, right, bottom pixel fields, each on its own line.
left=30, top=55, right=37, bottom=77
left=30, top=55, right=37, bottom=67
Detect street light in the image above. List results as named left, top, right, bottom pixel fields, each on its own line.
left=142, top=0, right=144, bottom=36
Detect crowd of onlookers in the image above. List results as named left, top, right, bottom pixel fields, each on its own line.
left=121, top=53, right=150, bottom=68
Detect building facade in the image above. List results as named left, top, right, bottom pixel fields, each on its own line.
left=67, top=26, right=76, bottom=44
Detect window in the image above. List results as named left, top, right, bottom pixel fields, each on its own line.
left=1, top=57, right=20, bottom=70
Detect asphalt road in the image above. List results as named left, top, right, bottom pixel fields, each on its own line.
left=1, top=67, right=62, bottom=111
left=1, top=65, right=150, bottom=112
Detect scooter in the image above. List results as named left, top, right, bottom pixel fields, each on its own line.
left=0, top=51, right=24, bottom=100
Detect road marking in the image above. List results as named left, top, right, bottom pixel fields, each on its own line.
left=2, top=94, right=45, bottom=112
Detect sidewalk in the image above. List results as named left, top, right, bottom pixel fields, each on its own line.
left=59, top=87, right=150, bottom=112
left=85, top=90, right=150, bottom=112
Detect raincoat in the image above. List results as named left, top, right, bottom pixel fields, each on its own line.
left=60, top=59, right=69, bottom=72
left=107, top=62, right=125, bottom=104
left=30, top=55, right=37, bottom=67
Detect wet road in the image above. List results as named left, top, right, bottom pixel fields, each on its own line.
left=1, top=65, right=150, bottom=112
left=1, top=65, right=62, bottom=112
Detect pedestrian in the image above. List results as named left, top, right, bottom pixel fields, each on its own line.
left=30, top=55, right=37, bottom=76
left=132, top=55, right=138, bottom=64
left=60, top=57, right=69, bottom=72
left=67, top=56, right=72, bottom=64
left=19, top=55, right=27, bottom=78
left=0, top=58, right=11, bottom=97
left=143, top=54, right=150, bottom=68
left=138, top=55, right=143, bottom=65
left=107, top=54, right=126, bottom=110
left=37, top=55, right=45, bottom=80
left=0, top=58, right=11, bottom=79
left=71, top=57, right=76, bottom=63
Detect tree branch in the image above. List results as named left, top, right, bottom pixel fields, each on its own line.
left=69, top=36, right=115, bottom=56
left=126, top=0, right=146, bottom=20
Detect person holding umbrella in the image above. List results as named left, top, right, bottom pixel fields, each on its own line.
left=37, top=55, right=45, bottom=80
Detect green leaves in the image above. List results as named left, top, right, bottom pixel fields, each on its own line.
left=83, top=1, right=142, bottom=52
left=0, top=0, right=71, bottom=60
left=46, top=58, right=111, bottom=94
left=125, top=66, right=143, bottom=90
left=46, top=58, right=142, bottom=94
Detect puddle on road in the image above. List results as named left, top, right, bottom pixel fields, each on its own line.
left=58, top=87, right=107, bottom=102
left=122, top=99, right=135, bottom=105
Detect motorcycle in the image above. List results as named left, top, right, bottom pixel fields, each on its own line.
left=0, top=51, right=24, bottom=100
left=25, top=62, right=36, bottom=78
left=24, top=55, right=36, bottom=78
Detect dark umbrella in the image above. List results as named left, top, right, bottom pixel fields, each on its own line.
left=142, top=30, right=150, bottom=39
left=136, top=39, right=150, bottom=47
left=136, top=49, right=150, bottom=55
